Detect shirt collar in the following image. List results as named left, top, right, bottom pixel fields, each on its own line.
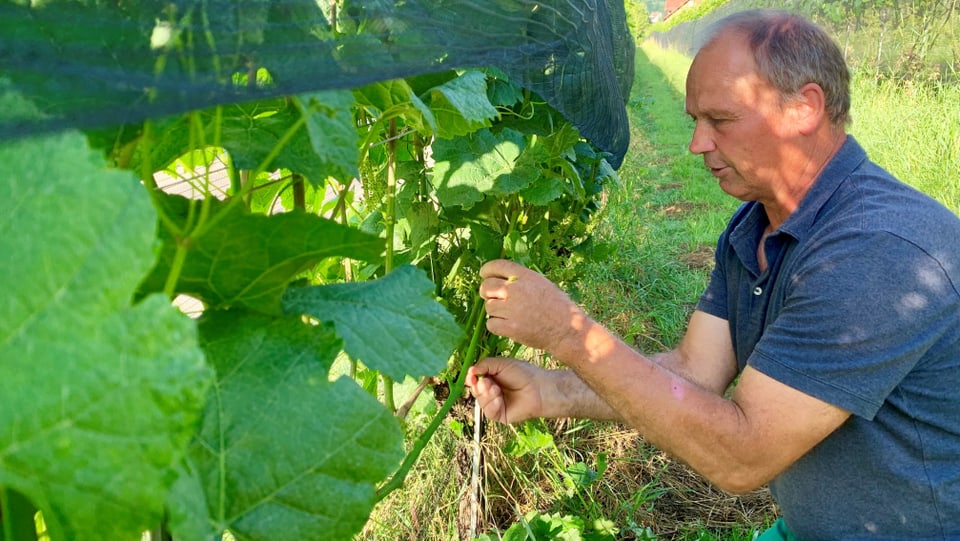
left=776, top=135, right=867, bottom=242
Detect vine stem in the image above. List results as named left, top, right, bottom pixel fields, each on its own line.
left=381, top=118, right=399, bottom=412
left=375, top=296, right=487, bottom=503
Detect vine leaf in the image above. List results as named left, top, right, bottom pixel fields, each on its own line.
left=281, top=265, right=462, bottom=380
left=138, top=193, right=384, bottom=315
left=0, top=132, right=211, bottom=541
left=355, top=79, right=436, bottom=136
left=168, top=310, right=403, bottom=541
left=425, top=70, right=499, bottom=139
left=396, top=182, right=441, bottom=263
left=130, top=92, right=358, bottom=185
left=295, top=90, right=360, bottom=183
left=430, top=128, right=537, bottom=210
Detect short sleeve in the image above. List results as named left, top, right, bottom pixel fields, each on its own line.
left=748, top=230, right=958, bottom=419
left=696, top=231, right=730, bottom=320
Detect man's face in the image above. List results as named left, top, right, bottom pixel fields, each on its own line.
left=684, top=31, right=797, bottom=202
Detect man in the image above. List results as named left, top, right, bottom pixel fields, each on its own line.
left=466, top=9, right=960, bottom=540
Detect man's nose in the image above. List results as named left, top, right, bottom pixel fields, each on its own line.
left=688, top=122, right=715, bottom=154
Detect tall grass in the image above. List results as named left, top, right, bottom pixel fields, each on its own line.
left=849, top=76, right=960, bottom=215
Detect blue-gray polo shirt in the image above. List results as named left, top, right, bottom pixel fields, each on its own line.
left=697, top=136, right=960, bottom=539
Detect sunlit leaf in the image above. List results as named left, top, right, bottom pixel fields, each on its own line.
left=168, top=310, right=403, bottom=541
left=281, top=265, right=462, bottom=380
left=425, top=70, right=499, bottom=139
left=0, top=132, right=211, bottom=541
left=138, top=193, right=384, bottom=314
left=430, top=128, right=535, bottom=209
left=295, top=90, right=360, bottom=182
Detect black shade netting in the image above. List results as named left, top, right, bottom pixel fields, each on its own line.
left=0, top=0, right=634, bottom=168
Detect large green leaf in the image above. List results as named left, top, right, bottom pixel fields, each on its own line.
left=295, top=90, right=360, bottom=182
left=168, top=310, right=403, bottom=541
left=281, top=265, right=462, bottom=380
left=138, top=193, right=384, bottom=314
left=425, top=70, right=499, bottom=139
left=129, top=92, right=358, bottom=185
left=354, top=79, right=436, bottom=136
left=217, top=95, right=356, bottom=185
left=430, top=128, right=538, bottom=209
left=0, top=132, right=211, bottom=540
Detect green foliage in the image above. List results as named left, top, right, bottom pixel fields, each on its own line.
left=624, top=0, right=652, bottom=40
left=651, top=0, right=960, bottom=83
left=0, top=6, right=620, bottom=541
left=169, top=311, right=403, bottom=541
left=0, top=133, right=212, bottom=540
left=476, top=511, right=618, bottom=541
left=431, top=128, right=532, bottom=209
left=281, top=265, right=463, bottom=380
left=138, top=192, right=385, bottom=314
left=650, top=0, right=729, bottom=32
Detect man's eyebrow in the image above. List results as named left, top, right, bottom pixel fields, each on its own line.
left=690, top=106, right=737, bottom=119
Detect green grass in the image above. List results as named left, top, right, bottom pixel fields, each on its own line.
left=849, top=75, right=960, bottom=215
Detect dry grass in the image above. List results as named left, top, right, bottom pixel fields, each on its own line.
left=365, top=401, right=776, bottom=540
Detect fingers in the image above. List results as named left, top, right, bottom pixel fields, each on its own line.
left=479, top=259, right=528, bottom=281
left=466, top=363, right=507, bottom=424
left=478, top=259, right=526, bottom=302
left=478, top=277, right=509, bottom=302
left=465, top=357, right=508, bottom=385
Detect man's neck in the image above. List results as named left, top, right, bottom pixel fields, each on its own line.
left=764, top=131, right=847, bottom=230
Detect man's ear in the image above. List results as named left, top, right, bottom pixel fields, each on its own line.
left=793, top=82, right=828, bottom=135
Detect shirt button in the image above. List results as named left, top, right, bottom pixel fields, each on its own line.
left=753, top=287, right=763, bottom=296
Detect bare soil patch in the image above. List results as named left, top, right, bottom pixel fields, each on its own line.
left=679, top=244, right=716, bottom=271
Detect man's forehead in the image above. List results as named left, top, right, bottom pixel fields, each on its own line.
left=694, top=30, right=755, bottom=72
left=688, top=33, right=762, bottom=91
left=686, top=49, right=775, bottom=115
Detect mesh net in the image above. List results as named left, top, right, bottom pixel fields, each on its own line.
left=0, top=0, right=634, bottom=167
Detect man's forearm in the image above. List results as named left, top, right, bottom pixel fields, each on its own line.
left=546, top=316, right=771, bottom=492
left=542, top=369, right=625, bottom=422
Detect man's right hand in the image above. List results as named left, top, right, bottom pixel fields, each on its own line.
left=466, top=357, right=624, bottom=424
left=466, top=357, right=550, bottom=424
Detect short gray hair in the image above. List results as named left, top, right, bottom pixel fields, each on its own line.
left=700, top=9, right=851, bottom=128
